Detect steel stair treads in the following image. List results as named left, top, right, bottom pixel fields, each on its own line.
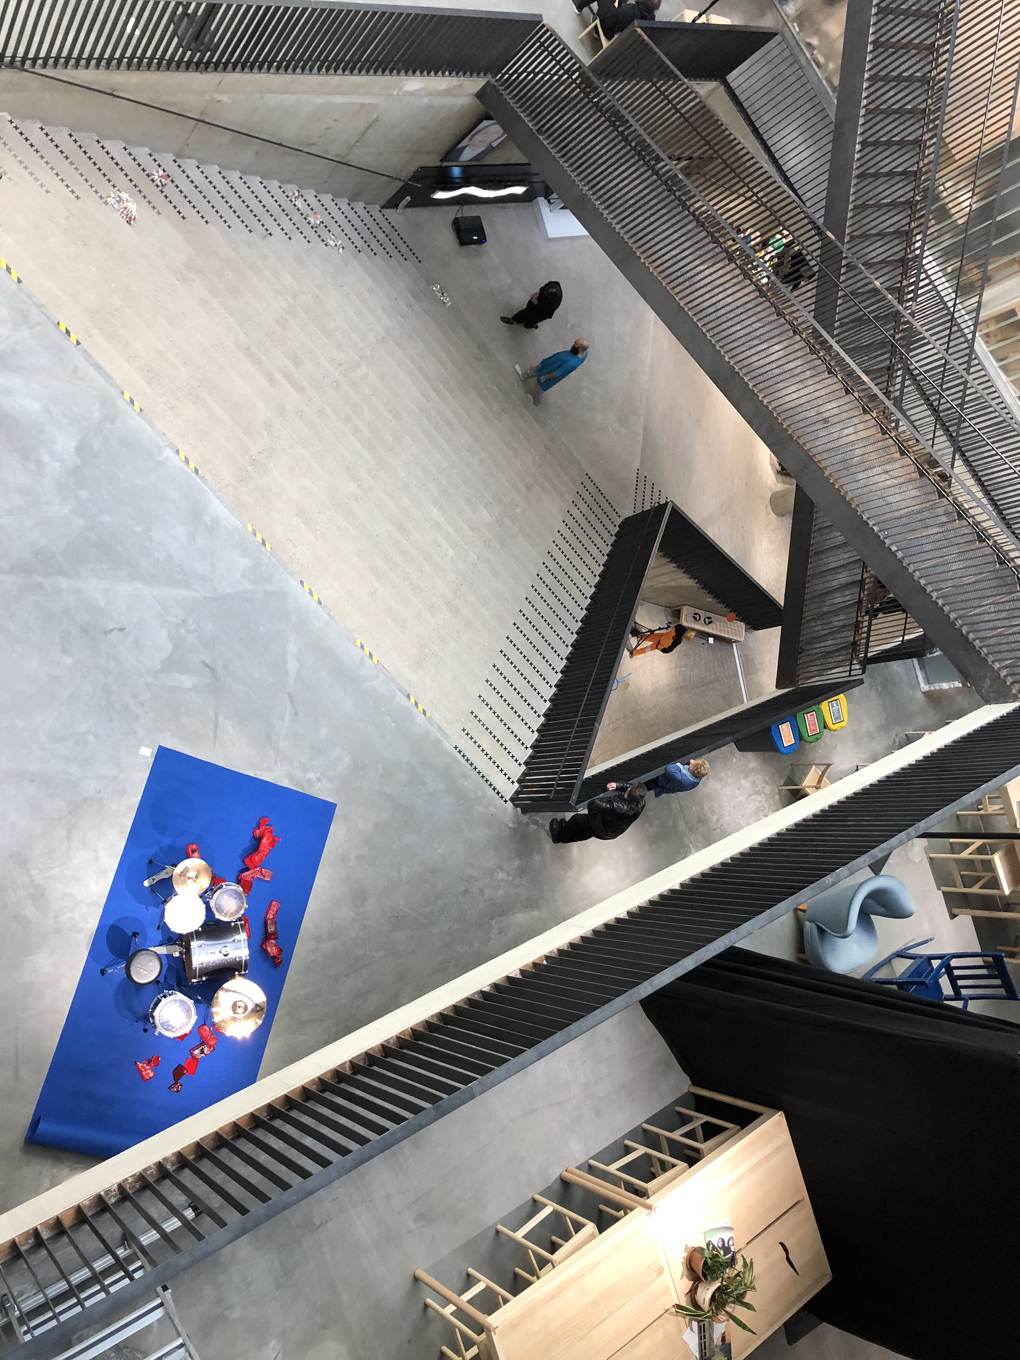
left=458, top=474, right=620, bottom=801
left=1, top=709, right=1019, bottom=1356
left=583, top=18, right=1020, bottom=547
left=481, top=26, right=1020, bottom=699
left=723, top=23, right=834, bottom=220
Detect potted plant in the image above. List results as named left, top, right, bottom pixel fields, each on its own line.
left=676, top=1251, right=757, bottom=1335
left=684, top=1241, right=732, bottom=1283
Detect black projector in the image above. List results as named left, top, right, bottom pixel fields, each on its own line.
left=453, top=214, right=486, bottom=246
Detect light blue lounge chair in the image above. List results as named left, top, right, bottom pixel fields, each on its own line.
left=802, top=874, right=915, bottom=973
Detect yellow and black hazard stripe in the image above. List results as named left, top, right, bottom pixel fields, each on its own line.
left=122, top=390, right=142, bottom=413
left=0, top=258, right=20, bottom=282
left=246, top=524, right=272, bottom=552
left=58, top=321, right=80, bottom=345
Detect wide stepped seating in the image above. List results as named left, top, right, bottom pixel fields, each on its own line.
left=0, top=114, right=612, bottom=762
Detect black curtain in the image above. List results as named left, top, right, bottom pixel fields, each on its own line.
left=642, top=948, right=1020, bottom=1360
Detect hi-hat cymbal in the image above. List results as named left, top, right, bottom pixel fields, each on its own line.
left=172, top=858, right=212, bottom=893
left=211, top=976, right=267, bottom=1037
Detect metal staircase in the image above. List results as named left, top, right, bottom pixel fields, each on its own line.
left=0, top=0, right=540, bottom=78
left=480, top=24, right=1020, bottom=700
left=759, top=0, right=1020, bottom=685
left=829, top=0, right=1020, bottom=528
left=2, top=706, right=1019, bottom=1358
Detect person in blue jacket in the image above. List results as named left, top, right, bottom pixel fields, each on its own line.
left=653, top=757, right=710, bottom=797
left=515, top=338, right=588, bottom=406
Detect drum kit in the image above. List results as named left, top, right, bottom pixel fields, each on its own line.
left=106, top=854, right=268, bottom=1043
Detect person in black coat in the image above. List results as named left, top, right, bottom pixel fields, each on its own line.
left=501, top=280, right=563, bottom=330
left=550, top=782, right=648, bottom=844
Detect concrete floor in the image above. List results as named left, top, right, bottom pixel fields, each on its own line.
left=0, top=257, right=985, bottom=1216
left=399, top=203, right=793, bottom=600
left=0, top=266, right=701, bottom=1216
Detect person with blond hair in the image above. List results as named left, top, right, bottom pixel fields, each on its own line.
left=631, top=626, right=696, bottom=657
left=652, top=757, right=710, bottom=798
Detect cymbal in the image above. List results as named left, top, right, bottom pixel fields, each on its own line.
left=211, top=976, right=267, bottom=1037
left=172, top=858, right=213, bottom=892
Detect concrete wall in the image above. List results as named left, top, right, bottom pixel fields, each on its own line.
left=0, top=68, right=490, bottom=200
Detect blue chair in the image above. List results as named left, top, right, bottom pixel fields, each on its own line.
left=802, top=875, right=915, bottom=974
left=863, top=940, right=1020, bottom=1007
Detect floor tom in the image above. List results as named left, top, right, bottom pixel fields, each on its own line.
left=149, top=990, right=197, bottom=1039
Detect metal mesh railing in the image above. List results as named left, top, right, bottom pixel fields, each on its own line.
left=490, top=25, right=1020, bottom=690
left=0, top=0, right=541, bottom=77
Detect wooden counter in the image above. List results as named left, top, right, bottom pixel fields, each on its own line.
left=485, top=1112, right=829, bottom=1360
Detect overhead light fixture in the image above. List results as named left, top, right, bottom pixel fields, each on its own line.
left=431, top=185, right=529, bottom=200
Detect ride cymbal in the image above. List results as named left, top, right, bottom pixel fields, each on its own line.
left=211, top=976, right=267, bottom=1037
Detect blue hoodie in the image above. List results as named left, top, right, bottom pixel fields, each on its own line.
left=653, top=762, right=702, bottom=798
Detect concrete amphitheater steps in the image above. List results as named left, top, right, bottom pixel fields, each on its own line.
left=0, top=114, right=614, bottom=754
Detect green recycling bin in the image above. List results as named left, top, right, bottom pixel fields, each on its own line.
left=797, top=705, right=825, bottom=743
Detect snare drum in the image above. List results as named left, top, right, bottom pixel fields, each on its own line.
left=149, top=990, right=197, bottom=1039
left=184, top=920, right=249, bottom=983
left=209, top=882, right=247, bottom=922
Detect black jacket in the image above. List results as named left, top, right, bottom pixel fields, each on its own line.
left=587, top=789, right=645, bottom=839
left=599, top=0, right=657, bottom=38
left=515, top=282, right=562, bottom=328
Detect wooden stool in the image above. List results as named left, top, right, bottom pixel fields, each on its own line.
left=640, top=1101, right=743, bottom=1173
left=414, top=1268, right=507, bottom=1360
left=779, top=763, right=832, bottom=799
left=577, top=7, right=611, bottom=47
left=585, top=1141, right=690, bottom=1219
left=930, top=838, right=1020, bottom=920
left=495, top=1194, right=598, bottom=1284
left=956, top=778, right=1020, bottom=830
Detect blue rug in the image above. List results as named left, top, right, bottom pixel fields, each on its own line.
left=28, top=747, right=336, bottom=1159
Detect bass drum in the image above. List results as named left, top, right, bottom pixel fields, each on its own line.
left=184, top=920, right=249, bottom=983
